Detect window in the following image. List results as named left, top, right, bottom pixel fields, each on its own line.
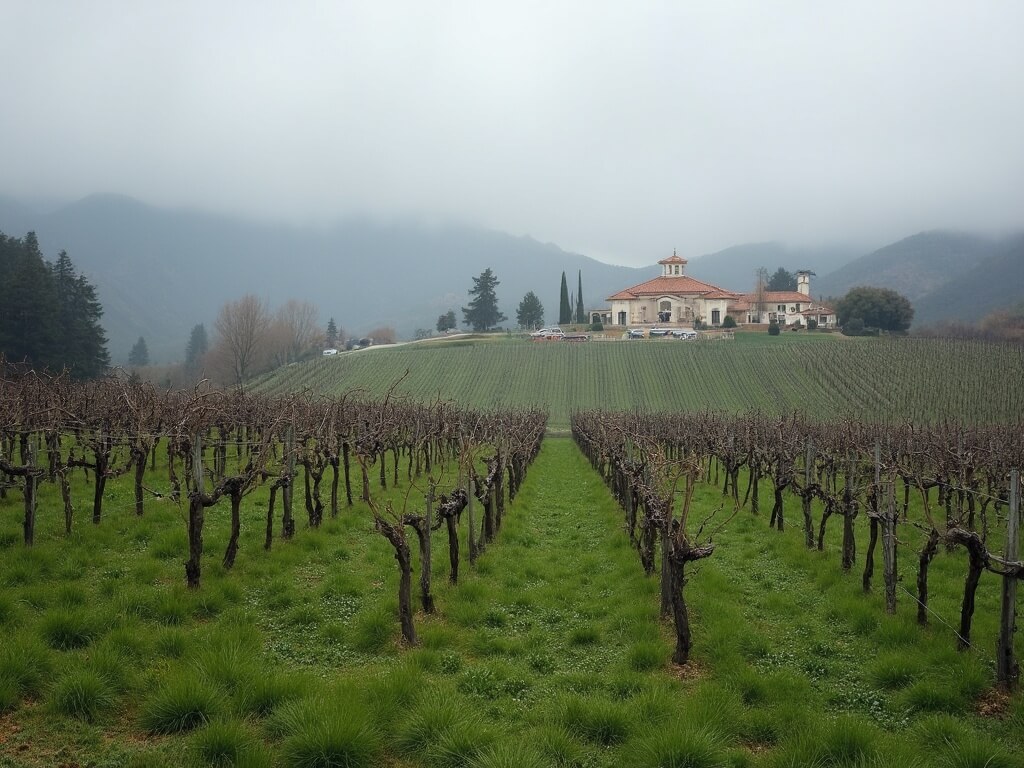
left=618, top=311, right=627, bottom=325
left=777, top=304, right=786, bottom=312
left=711, top=309, right=721, bottom=325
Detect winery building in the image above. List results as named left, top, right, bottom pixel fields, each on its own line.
left=605, top=252, right=837, bottom=329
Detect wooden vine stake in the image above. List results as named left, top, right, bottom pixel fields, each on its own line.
left=996, top=469, right=1020, bottom=690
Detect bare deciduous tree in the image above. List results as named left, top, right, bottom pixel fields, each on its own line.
left=267, top=299, right=321, bottom=367
left=213, top=295, right=271, bottom=387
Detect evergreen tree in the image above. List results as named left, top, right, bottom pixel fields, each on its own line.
left=461, top=268, right=507, bottom=331
left=326, top=317, right=339, bottom=347
left=766, top=267, right=797, bottom=292
left=128, top=337, right=150, bottom=368
left=0, top=231, right=107, bottom=378
left=516, top=291, right=545, bottom=329
left=53, top=250, right=109, bottom=378
left=436, top=310, right=457, bottom=332
left=558, top=272, right=571, bottom=324
left=575, top=270, right=585, bottom=324
left=185, top=324, right=209, bottom=370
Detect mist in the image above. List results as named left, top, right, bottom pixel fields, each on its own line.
left=2, top=1, right=1023, bottom=266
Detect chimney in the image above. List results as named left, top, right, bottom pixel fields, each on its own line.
left=796, top=270, right=811, bottom=297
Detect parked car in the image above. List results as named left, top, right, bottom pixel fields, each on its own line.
left=649, top=327, right=670, bottom=337
left=671, top=329, right=698, bottom=339
left=322, top=348, right=339, bottom=356
left=531, top=327, right=564, bottom=339
left=628, top=329, right=646, bottom=339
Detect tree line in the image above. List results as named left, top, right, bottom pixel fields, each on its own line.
left=0, top=230, right=109, bottom=379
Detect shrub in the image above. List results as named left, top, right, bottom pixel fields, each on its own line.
left=722, top=315, right=737, bottom=328
left=590, top=322, right=604, bottom=332
left=50, top=667, right=116, bottom=722
left=807, top=318, right=818, bottom=330
left=768, top=321, right=781, bottom=336
left=140, top=674, right=224, bottom=734
left=842, top=317, right=865, bottom=336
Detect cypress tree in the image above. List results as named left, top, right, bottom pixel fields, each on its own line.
left=558, top=271, right=571, bottom=324
left=575, top=270, right=585, bottom=324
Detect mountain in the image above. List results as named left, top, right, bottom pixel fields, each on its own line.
left=0, top=195, right=657, bottom=364
left=813, top=232, right=996, bottom=303
left=912, top=234, right=1024, bottom=326
left=687, top=242, right=856, bottom=293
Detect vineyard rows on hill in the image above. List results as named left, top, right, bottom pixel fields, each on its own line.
left=255, top=337, right=1024, bottom=426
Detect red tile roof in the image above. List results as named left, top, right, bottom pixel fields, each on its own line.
left=606, top=275, right=730, bottom=302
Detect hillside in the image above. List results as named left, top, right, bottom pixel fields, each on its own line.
left=0, top=195, right=657, bottom=364
left=686, top=241, right=855, bottom=293
left=912, top=234, right=1024, bottom=326
left=253, top=335, right=1024, bottom=427
left=813, top=231, right=996, bottom=302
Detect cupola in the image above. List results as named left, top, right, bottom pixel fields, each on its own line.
left=658, top=249, right=688, bottom=277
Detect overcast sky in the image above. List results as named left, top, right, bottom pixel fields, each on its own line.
left=2, top=1, right=1023, bottom=266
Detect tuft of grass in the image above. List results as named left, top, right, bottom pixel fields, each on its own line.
left=0, top=671, right=20, bottom=713
left=154, top=588, right=191, bottom=625
left=351, top=608, right=393, bottom=653
left=468, top=742, right=547, bottom=768
left=154, top=627, right=189, bottom=659
left=0, top=632, right=52, bottom=699
left=395, top=690, right=481, bottom=755
left=191, top=718, right=271, bottom=768
left=234, top=671, right=310, bottom=718
left=626, top=640, right=667, bottom=672
left=867, top=651, right=924, bottom=690
left=553, top=694, right=631, bottom=746
left=273, top=693, right=382, bottom=768
left=363, top=662, right=423, bottom=727
left=568, top=624, right=600, bottom=645
left=140, top=673, right=224, bottom=734
left=49, top=667, right=116, bottom=722
left=39, top=607, right=101, bottom=650
left=621, top=725, right=728, bottom=768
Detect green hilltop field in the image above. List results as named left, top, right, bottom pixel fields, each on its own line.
left=254, top=332, right=1024, bottom=427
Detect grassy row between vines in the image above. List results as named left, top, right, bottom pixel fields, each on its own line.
left=252, top=335, right=1024, bottom=427
left=1, top=438, right=1021, bottom=767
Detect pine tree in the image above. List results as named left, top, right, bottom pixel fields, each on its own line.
left=575, top=270, right=585, bottom=324
left=0, top=231, right=107, bottom=378
left=128, top=337, right=150, bottom=368
left=185, top=324, right=209, bottom=370
left=326, top=317, right=338, bottom=348
left=516, top=292, right=545, bottom=329
left=558, top=272, right=571, bottom=324
left=461, top=269, right=507, bottom=331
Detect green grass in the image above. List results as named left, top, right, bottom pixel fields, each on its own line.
left=253, top=335, right=1024, bottom=427
left=0, top=438, right=1022, bottom=767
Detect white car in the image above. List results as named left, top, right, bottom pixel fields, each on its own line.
left=531, top=327, right=564, bottom=339
left=322, top=348, right=339, bottom=356
left=671, top=329, right=698, bottom=340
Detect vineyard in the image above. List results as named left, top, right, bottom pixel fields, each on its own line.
left=2, top=360, right=1024, bottom=767
left=254, top=335, right=1024, bottom=427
